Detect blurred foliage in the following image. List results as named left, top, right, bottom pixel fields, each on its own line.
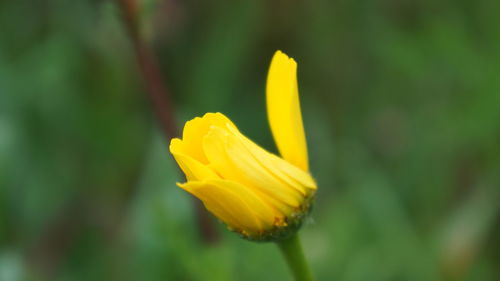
left=1, top=0, right=499, bottom=280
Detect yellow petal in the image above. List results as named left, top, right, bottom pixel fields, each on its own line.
left=178, top=179, right=276, bottom=233
left=203, top=125, right=303, bottom=212
left=170, top=138, right=220, bottom=181
left=180, top=112, right=236, bottom=164
left=266, top=50, right=309, bottom=171
left=226, top=125, right=317, bottom=196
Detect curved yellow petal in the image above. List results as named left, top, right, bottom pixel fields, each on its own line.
left=178, top=179, right=276, bottom=234
left=226, top=125, right=317, bottom=196
left=203, top=125, right=303, bottom=212
left=266, top=50, right=309, bottom=171
left=180, top=112, right=235, bottom=164
left=170, top=138, right=220, bottom=181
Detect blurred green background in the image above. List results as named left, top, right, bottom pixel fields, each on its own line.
left=1, top=0, right=499, bottom=280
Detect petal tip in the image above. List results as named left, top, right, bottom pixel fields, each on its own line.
left=272, top=50, right=297, bottom=68
left=169, top=138, right=182, bottom=153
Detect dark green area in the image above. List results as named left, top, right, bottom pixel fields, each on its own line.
left=1, top=0, right=499, bottom=280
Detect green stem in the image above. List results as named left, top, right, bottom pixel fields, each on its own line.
left=277, top=233, right=315, bottom=281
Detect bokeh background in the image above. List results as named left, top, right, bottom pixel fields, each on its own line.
left=1, top=0, right=499, bottom=280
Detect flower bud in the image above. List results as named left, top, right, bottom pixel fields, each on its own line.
left=170, top=51, right=317, bottom=241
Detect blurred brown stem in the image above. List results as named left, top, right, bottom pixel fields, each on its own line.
left=116, top=0, right=218, bottom=244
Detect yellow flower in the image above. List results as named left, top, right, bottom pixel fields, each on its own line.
left=169, top=51, right=317, bottom=240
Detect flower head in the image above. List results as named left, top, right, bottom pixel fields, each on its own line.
left=170, top=51, right=317, bottom=241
